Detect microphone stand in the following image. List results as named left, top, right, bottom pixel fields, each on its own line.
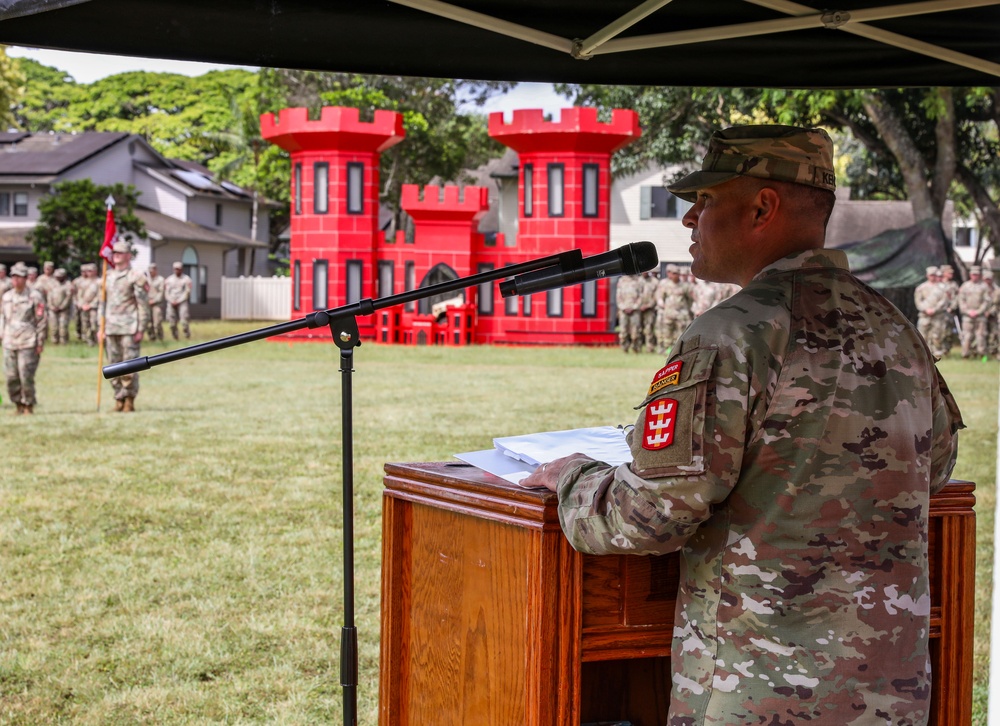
left=102, top=248, right=583, bottom=726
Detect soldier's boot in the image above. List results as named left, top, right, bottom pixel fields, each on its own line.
left=171, top=327, right=179, bottom=340
left=14, top=403, right=23, bottom=415
left=123, top=397, right=135, bottom=413
left=114, top=398, right=125, bottom=412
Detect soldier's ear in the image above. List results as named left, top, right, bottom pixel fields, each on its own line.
left=752, top=187, right=780, bottom=227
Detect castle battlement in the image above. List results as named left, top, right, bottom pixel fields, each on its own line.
left=401, top=184, right=490, bottom=221
left=260, top=106, right=405, bottom=153
left=488, top=107, right=641, bottom=154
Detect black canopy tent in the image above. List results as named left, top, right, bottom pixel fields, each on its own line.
left=1, top=0, right=999, bottom=88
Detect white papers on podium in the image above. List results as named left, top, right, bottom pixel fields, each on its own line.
left=455, top=426, right=631, bottom=487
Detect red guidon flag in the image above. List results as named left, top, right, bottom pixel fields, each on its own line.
left=99, top=206, right=116, bottom=265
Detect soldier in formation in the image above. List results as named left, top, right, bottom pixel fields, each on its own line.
left=164, top=261, right=192, bottom=339
left=0, top=263, right=11, bottom=296
left=0, top=262, right=46, bottom=414
left=654, top=264, right=692, bottom=355
left=914, top=266, right=951, bottom=358
left=146, top=262, right=166, bottom=341
left=99, top=241, right=150, bottom=412
left=75, top=263, right=100, bottom=345
left=639, top=271, right=659, bottom=353
left=615, top=273, right=643, bottom=353
left=958, top=265, right=991, bottom=358
left=47, top=268, right=74, bottom=344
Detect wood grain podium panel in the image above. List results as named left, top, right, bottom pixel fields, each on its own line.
left=380, top=463, right=975, bottom=726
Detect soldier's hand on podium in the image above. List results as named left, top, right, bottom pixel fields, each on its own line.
left=521, top=454, right=579, bottom=493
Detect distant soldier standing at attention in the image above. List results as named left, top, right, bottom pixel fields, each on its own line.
left=164, top=261, right=192, bottom=339
left=47, top=268, right=74, bottom=344
left=75, top=263, right=100, bottom=345
left=0, top=263, right=11, bottom=296
left=639, top=270, right=659, bottom=353
left=0, top=262, right=46, bottom=414
left=146, top=262, right=166, bottom=341
left=958, top=265, right=991, bottom=358
left=914, top=266, right=949, bottom=357
left=615, top=274, right=642, bottom=353
left=99, top=241, right=150, bottom=412
left=654, top=263, right=693, bottom=355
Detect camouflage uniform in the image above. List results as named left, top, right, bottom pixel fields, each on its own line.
left=914, top=270, right=950, bottom=358
left=616, top=275, right=643, bottom=353
left=654, top=268, right=693, bottom=354
left=957, top=271, right=991, bottom=358
left=75, top=264, right=100, bottom=345
left=552, top=249, right=962, bottom=725
left=0, top=265, right=11, bottom=297
left=938, top=267, right=960, bottom=356
left=1, top=264, right=47, bottom=412
left=164, top=265, right=193, bottom=339
left=47, top=270, right=74, bottom=344
left=101, top=251, right=150, bottom=407
left=146, top=266, right=166, bottom=341
left=639, top=272, right=659, bottom=352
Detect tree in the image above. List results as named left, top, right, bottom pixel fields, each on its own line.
left=0, top=46, right=25, bottom=129
left=28, top=180, right=145, bottom=275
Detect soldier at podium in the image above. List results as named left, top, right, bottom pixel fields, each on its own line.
left=524, top=126, right=964, bottom=725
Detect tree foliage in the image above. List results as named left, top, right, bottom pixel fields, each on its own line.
left=28, top=180, right=145, bottom=276
left=0, top=46, right=25, bottom=129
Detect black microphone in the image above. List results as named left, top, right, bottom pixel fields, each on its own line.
left=499, top=241, right=658, bottom=298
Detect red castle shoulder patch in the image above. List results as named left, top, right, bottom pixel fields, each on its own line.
left=643, top=397, right=678, bottom=450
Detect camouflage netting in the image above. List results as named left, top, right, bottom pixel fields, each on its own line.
left=834, top=219, right=959, bottom=325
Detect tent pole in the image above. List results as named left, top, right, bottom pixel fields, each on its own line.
left=990, top=361, right=1000, bottom=725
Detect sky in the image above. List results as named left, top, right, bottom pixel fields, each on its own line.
left=5, top=46, right=570, bottom=118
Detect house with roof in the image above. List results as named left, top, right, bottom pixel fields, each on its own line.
left=0, top=131, right=271, bottom=318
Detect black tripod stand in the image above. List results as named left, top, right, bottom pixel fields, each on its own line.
left=103, top=249, right=586, bottom=725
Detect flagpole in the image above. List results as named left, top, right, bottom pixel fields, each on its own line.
left=96, top=258, right=108, bottom=411
left=96, top=195, right=116, bottom=411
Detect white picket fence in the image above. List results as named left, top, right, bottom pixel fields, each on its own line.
left=221, top=276, right=291, bottom=321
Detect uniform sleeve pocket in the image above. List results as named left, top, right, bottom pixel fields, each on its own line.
left=629, top=347, right=717, bottom=477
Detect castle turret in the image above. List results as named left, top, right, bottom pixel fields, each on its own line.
left=261, top=106, right=404, bottom=336
left=487, top=108, right=641, bottom=345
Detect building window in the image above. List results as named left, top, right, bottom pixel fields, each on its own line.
left=477, top=263, right=494, bottom=315
left=294, top=163, right=302, bottom=215
left=523, top=163, right=533, bottom=217
left=314, top=162, right=329, bottom=215
left=215, top=203, right=222, bottom=226
left=523, top=295, right=532, bottom=317
left=378, top=260, right=394, bottom=298
left=640, top=187, right=691, bottom=219
left=293, top=260, right=301, bottom=311
left=505, top=266, right=518, bottom=316
left=181, top=246, right=201, bottom=304
left=13, top=192, right=28, bottom=217
left=548, top=164, right=565, bottom=217
left=581, top=279, right=597, bottom=317
left=954, top=226, right=976, bottom=248
left=0, top=192, right=9, bottom=216
left=347, top=162, right=364, bottom=215
left=346, top=260, right=363, bottom=304
left=583, top=164, right=599, bottom=218
left=404, top=261, right=415, bottom=312
left=547, top=288, right=563, bottom=317
left=313, top=259, right=329, bottom=309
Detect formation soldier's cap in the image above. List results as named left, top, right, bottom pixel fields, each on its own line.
left=43, top=260, right=54, bottom=269
left=668, top=125, right=836, bottom=203
left=971, top=266, right=982, bottom=275
left=665, top=263, right=681, bottom=273
left=926, top=266, right=940, bottom=275
left=111, top=240, right=132, bottom=254
left=10, top=262, right=28, bottom=277
left=27, top=266, right=37, bottom=274
left=173, top=261, right=183, bottom=269
left=940, top=264, right=953, bottom=272
left=55, top=267, right=67, bottom=278
left=0, top=263, right=6, bottom=272
left=149, top=262, right=158, bottom=268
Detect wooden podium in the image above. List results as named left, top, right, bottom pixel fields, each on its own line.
left=379, top=462, right=975, bottom=726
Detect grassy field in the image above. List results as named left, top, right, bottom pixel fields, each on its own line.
left=1, top=320, right=996, bottom=725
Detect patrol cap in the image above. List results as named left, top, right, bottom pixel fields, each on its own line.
left=10, top=262, right=28, bottom=277
left=149, top=262, right=158, bottom=269
left=111, top=240, right=132, bottom=254
left=668, top=125, right=836, bottom=203
left=55, top=267, right=67, bottom=278
left=940, top=264, right=953, bottom=272
left=27, top=266, right=37, bottom=275
left=0, top=263, right=6, bottom=272
left=971, top=265, right=982, bottom=275
left=43, top=260, right=54, bottom=270
left=173, top=261, right=183, bottom=269
left=926, top=266, right=940, bottom=276
left=665, top=263, right=681, bottom=274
